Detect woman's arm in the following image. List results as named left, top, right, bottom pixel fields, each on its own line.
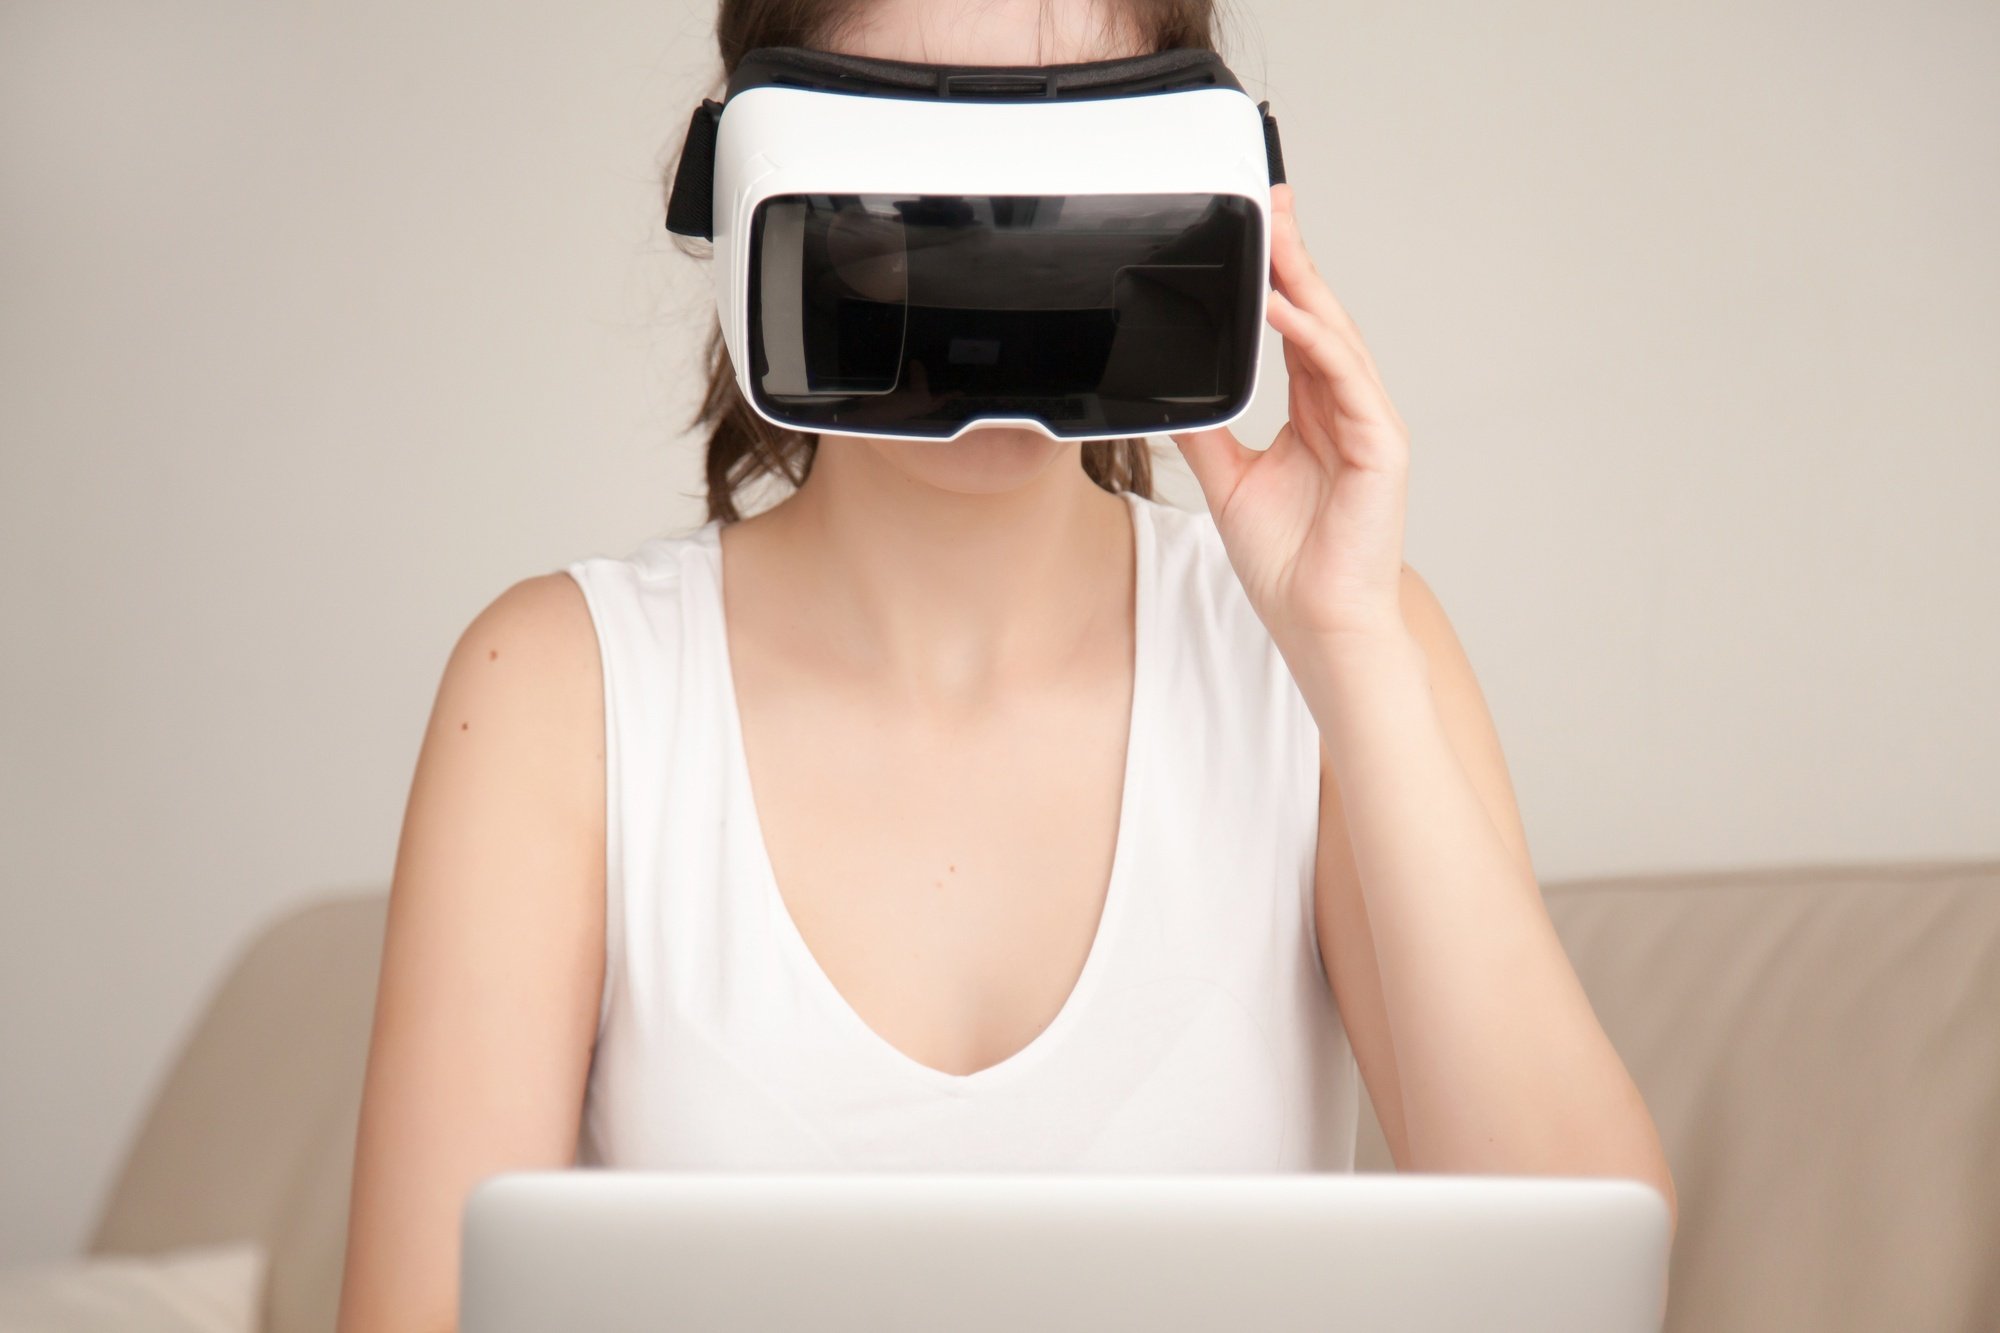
left=1167, top=178, right=1672, bottom=1234
left=1303, top=566, right=1677, bottom=1235
left=337, top=573, right=607, bottom=1333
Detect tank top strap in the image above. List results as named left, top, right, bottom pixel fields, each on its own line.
left=561, top=526, right=727, bottom=1046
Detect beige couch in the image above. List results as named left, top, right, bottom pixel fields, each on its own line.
left=78, top=860, right=2000, bottom=1332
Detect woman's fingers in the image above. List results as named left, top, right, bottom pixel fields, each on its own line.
left=1169, top=422, right=1256, bottom=513
left=1265, top=286, right=1376, bottom=418
left=1266, top=287, right=1407, bottom=471
left=1268, top=184, right=1382, bottom=383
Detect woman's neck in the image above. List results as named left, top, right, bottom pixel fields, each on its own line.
left=727, top=445, right=1136, bottom=705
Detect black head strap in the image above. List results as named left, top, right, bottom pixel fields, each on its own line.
left=664, top=97, right=725, bottom=239
left=665, top=45, right=1284, bottom=238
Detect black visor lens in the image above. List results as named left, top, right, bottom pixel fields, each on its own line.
left=746, top=192, right=1261, bottom=438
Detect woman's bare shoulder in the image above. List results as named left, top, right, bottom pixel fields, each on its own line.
left=434, top=572, right=604, bottom=825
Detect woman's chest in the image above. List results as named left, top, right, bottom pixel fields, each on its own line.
left=739, top=669, right=1139, bottom=1082
left=587, top=728, right=1357, bottom=1173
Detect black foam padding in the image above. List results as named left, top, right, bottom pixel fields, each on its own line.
left=725, top=44, right=1242, bottom=102
left=1259, top=101, right=1287, bottom=186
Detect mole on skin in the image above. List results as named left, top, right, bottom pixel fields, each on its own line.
left=461, top=651, right=498, bottom=729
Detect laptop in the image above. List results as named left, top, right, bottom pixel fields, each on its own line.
left=460, top=1170, right=1671, bottom=1332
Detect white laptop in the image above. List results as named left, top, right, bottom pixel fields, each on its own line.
left=460, top=1171, right=1670, bottom=1333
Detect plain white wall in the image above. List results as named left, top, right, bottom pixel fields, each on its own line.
left=2, top=0, right=1994, bottom=1265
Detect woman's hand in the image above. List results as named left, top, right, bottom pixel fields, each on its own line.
left=1169, top=182, right=1412, bottom=655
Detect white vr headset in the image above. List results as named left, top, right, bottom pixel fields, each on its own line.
left=665, top=45, right=1287, bottom=443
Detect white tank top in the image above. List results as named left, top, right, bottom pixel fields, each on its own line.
left=562, top=488, right=1359, bottom=1172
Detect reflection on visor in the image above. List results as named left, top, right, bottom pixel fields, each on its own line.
left=747, top=192, right=1261, bottom=438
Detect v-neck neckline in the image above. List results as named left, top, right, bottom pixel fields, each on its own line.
left=700, top=488, right=1158, bottom=1095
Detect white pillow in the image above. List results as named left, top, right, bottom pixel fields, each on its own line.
left=0, top=1241, right=265, bottom=1333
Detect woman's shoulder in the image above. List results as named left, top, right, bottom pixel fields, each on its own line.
left=561, top=519, right=718, bottom=589
left=1132, top=491, right=1255, bottom=619
left=1132, top=486, right=1225, bottom=549
left=1132, top=489, right=1306, bottom=696
left=549, top=520, right=724, bottom=678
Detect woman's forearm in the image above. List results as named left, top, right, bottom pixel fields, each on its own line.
left=1289, top=624, right=1675, bottom=1218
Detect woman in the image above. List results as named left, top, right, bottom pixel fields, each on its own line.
left=337, top=0, right=1676, bottom=1327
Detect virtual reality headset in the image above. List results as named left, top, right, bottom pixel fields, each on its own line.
left=665, top=44, right=1287, bottom=443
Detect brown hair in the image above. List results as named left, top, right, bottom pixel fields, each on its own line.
left=665, top=0, right=1238, bottom=522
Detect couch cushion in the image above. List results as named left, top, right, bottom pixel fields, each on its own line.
left=100, top=862, right=2000, bottom=1333
left=88, top=891, right=387, bottom=1333
left=1354, top=859, right=2000, bottom=1333
left=0, top=1241, right=264, bottom=1333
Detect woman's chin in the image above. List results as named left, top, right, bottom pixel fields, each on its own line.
left=863, top=427, right=1072, bottom=495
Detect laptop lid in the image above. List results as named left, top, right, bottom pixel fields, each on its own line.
left=460, top=1171, right=1670, bottom=1332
